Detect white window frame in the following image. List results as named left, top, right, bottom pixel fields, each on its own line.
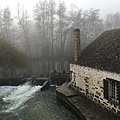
left=109, top=80, right=119, bottom=102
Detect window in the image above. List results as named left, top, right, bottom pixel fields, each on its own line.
left=110, top=80, right=119, bottom=101
left=103, top=78, right=120, bottom=104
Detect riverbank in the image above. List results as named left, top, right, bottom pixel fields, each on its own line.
left=56, top=82, right=120, bottom=120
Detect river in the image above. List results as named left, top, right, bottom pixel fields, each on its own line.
left=0, top=83, right=77, bottom=120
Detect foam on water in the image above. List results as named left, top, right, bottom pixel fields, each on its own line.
left=1, top=82, right=42, bottom=112
left=0, top=86, right=17, bottom=97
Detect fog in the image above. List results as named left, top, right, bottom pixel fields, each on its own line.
left=1, top=0, right=120, bottom=18
left=0, top=0, right=120, bottom=77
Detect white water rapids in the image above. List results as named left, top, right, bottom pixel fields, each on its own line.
left=0, top=82, right=77, bottom=120
left=0, top=82, right=42, bottom=113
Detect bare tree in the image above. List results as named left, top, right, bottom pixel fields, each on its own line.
left=105, top=13, right=120, bottom=30
left=17, top=3, right=32, bottom=76
left=2, top=6, right=13, bottom=41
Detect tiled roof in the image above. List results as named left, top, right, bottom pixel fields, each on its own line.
left=72, top=29, right=120, bottom=73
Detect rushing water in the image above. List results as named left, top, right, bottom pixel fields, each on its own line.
left=0, top=83, right=77, bottom=120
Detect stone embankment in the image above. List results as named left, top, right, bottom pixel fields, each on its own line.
left=56, top=82, right=120, bottom=120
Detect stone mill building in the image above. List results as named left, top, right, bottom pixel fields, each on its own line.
left=70, top=29, right=120, bottom=114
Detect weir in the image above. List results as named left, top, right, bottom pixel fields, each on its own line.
left=0, top=71, right=77, bottom=120
left=0, top=71, right=70, bottom=86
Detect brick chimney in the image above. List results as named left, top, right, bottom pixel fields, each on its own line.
left=74, top=29, right=80, bottom=61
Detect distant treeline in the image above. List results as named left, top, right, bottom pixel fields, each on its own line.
left=0, top=0, right=120, bottom=76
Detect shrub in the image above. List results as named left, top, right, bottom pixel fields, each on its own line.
left=0, top=35, right=28, bottom=78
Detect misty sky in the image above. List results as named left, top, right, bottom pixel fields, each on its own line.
left=0, top=0, right=120, bottom=19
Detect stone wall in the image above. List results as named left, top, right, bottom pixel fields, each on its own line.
left=70, top=63, right=120, bottom=114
